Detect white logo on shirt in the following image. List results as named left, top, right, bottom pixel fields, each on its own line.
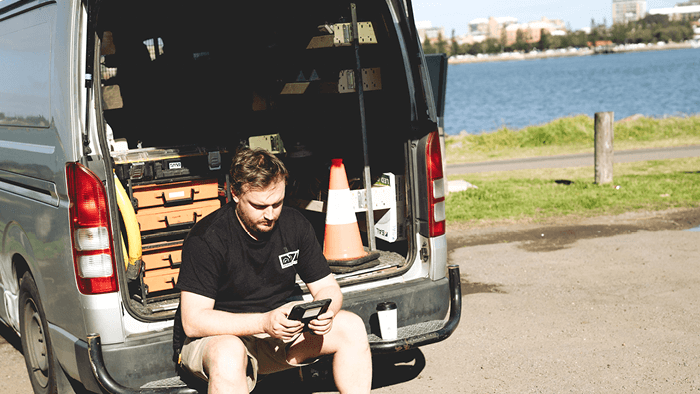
left=279, top=250, right=299, bottom=269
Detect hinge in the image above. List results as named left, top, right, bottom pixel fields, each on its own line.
left=420, top=242, right=429, bottom=262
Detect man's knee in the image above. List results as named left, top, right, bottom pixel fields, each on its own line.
left=203, top=336, right=248, bottom=376
left=334, top=311, right=369, bottom=346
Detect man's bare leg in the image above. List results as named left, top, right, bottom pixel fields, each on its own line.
left=202, top=335, right=250, bottom=394
left=288, top=310, right=372, bottom=394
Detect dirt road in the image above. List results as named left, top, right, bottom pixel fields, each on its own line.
left=3, top=208, right=700, bottom=393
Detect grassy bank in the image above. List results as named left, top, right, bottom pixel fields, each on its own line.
left=445, top=114, right=700, bottom=225
left=446, top=114, right=700, bottom=164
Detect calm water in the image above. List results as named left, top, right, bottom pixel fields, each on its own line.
left=444, top=48, right=700, bottom=135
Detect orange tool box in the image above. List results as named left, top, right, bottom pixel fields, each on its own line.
left=132, top=179, right=219, bottom=209
left=143, top=267, right=180, bottom=293
left=141, top=241, right=184, bottom=295
left=141, top=242, right=183, bottom=270
left=131, top=178, right=222, bottom=300
left=136, top=199, right=220, bottom=232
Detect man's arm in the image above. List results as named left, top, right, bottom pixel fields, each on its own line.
left=305, top=273, right=343, bottom=335
left=180, top=291, right=303, bottom=341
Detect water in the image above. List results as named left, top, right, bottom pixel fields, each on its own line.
left=444, top=48, right=700, bottom=135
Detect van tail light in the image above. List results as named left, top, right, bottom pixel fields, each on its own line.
left=425, top=131, right=446, bottom=237
left=67, top=163, right=118, bottom=294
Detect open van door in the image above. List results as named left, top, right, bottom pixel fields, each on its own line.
left=424, top=53, right=449, bottom=179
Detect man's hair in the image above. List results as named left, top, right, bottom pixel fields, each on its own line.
left=230, top=148, right=288, bottom=196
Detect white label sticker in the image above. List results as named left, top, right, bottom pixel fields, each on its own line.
left=169, top=162, right=182, bottom=170
left=169, top=191, right=186, bottom=199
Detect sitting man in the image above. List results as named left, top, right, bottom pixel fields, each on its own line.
left=173, top=148, right=372, bottom=394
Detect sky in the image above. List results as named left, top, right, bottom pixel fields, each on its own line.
left=411, top=0, right=683, bottom=36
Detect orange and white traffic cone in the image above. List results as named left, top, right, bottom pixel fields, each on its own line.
left=323, top=159, right=379, bottom=270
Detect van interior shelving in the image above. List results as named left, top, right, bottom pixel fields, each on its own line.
left=98, top=0, right=414, bottom=318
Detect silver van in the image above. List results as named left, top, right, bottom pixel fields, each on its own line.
left=0, top=0, right=460, bottom=392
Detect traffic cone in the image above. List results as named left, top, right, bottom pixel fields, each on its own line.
left=323, top=159, right=379, bottom=271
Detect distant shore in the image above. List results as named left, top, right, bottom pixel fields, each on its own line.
left=448, top=41, right=696, bottom=65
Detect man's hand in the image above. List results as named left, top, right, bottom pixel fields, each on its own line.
left=307, top=309, right=334, bottom=336
left=263, top=303, right=304, bottom=341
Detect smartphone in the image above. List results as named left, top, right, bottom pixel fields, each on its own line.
left=287, top=299, right=332, bottom=329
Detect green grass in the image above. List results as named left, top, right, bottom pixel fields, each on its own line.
left=446, top=114, right=700, bottom=164
left=444, top=114, right=700, bottom=225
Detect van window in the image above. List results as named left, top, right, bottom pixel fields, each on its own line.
left=0, top=6, right=52, bottom=128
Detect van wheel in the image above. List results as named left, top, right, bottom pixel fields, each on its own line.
left=19, top=272, right=57, bottom=394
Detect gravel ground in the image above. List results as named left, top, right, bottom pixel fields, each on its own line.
left=367, top=207, right=700, bottom=393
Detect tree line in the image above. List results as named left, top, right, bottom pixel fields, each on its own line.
left=423, top=14, right=695, bottom=56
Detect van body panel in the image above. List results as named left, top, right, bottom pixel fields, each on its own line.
left=0, top=3, right=53, bottom=128
left=48, top=322, right=97, bottom=389
left=48, top=325, right=103, bottom=393
left=80, top=292, right=125, bottom=344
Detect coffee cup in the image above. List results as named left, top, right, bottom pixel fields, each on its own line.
left=376, top=301, right=397, bottom=340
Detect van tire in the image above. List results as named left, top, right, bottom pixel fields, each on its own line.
left=19, top=272, right=58, bottom=394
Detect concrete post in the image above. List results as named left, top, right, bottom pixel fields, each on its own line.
left=594, top=112, right=614, bottom=184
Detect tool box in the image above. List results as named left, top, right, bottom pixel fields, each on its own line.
left=141, top=240, right=183, bottom=294
left=113, top=147, right=227, bottom=306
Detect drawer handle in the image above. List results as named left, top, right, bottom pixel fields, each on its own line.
left=161, top=211, right=202, bottom=228
left=164, top=253, right=182, bottom=269
left=158, top=188, right=197, bottom=206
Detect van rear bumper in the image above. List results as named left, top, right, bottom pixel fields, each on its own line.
left=367, top=264, right=461, bottom=353
left=86, top=265, right=461, bottom=393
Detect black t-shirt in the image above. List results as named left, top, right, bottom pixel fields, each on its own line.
left=172, top=203, right=330, bottom=356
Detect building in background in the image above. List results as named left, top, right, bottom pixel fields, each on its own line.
left=503, top=17, right=566, bottom=46
left=649, top=3, right=700, bottom=22
left=612, top=0, right=648, bottom=24
left=468, top=16, right=518, bottom=41
left=416, top=21, right=446, bottom=44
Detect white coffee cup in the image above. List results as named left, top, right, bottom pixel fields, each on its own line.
left=376, top=302, right=397, bottom=340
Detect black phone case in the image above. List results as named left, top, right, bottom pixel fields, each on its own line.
left=288, top=299, right=332, bottom=328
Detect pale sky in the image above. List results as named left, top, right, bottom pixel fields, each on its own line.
left=412, top=0, right=682, bottom=36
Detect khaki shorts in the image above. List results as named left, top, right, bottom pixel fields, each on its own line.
left=179, top=333, right=313, bottom=392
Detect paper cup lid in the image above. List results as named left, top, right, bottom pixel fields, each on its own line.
left=376, top=301, right=397, bottom=311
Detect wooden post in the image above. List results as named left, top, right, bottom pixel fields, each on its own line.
left=594, top=112, right=614, bottom=184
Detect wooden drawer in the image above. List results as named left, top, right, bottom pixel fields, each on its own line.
left=142, top=242, right=183, bottom=270
left=132, top=179, right=219, bottom=209
left=136, top=199, right=220, bottom=232
left=143, top=267, right=179, bottom=293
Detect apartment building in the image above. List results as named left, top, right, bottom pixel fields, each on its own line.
left=649, top=3, right=700, bottom=22
left=468, top=16, right=518, bottom=40
left=416, top=20, right=446, bottom=43
left=503, top=17, right=566, bottom=46
left=612, top=0, right=647, bottom=24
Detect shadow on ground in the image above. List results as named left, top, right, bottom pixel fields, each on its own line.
left=252, top=350, right=426, bottom=393
left=0, top=321, right=22, bottom=352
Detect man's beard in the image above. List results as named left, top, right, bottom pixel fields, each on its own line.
left=236, top=208, right=277, bottom=240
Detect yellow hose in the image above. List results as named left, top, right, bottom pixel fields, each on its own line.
left=114, top=173, right=142, bottom=268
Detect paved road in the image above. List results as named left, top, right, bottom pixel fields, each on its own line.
left=445, top=145, right=700, bottom=175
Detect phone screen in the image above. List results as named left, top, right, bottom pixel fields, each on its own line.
left=302, top=307, right=322, bottom=319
